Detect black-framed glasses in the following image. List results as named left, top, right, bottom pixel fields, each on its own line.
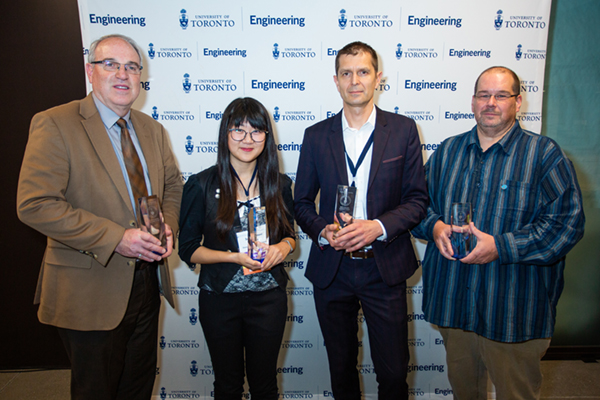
left=228, top=128, right=268, bottom=143
left=474, top=93, right=518, bottom=102
left=90, top=59, right=143, bottom=75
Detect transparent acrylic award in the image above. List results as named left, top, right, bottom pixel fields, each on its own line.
left=138, top=195, right=166, bottom=248
left=138, top=195, right=175, bottom=307
left=335, top=185, right=356, bottom=229
left=248, top=206, right=269, bottom=263
left=450, top=202, right=473, bottom=259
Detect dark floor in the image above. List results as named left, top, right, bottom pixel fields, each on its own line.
left=1, top=360, right=599, bottom=399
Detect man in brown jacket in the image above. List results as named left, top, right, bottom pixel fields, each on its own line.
left=17, top=34, right=182, bottom=400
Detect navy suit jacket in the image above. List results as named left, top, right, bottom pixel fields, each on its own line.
left=294, top=107, right=428, bottom=289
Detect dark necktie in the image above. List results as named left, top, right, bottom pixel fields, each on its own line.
left=117, top=118, right=148, bottom=203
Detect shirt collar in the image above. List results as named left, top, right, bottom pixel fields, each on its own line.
left=468, top=119, right=521, bottom=154
left=495, top=120, right=522, bottom=154
left=92, top=92, right=132, bottom=130
left=341, top=105, right=377, bottom=132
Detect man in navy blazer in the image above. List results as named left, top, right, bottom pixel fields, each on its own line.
left=294, top=42, right=428, bottom=399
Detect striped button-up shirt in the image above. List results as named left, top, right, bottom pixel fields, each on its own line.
left=412, top=121, right=584, bottom=342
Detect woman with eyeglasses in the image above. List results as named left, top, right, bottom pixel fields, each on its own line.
left=179, top=97, right=295, bottom=400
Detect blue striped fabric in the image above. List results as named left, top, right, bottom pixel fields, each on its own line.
left=412, top=122, right=585, bottom=342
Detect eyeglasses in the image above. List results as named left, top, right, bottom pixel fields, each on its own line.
left=474, top=93, right=518, bottom=102
left=90, top=59, right=143, bottom=75
left=228, top=128, right=268, bottom=143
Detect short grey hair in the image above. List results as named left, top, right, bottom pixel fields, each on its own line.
left=88, top=34, right=143, bottom=68
left=474, top=66, right=520, bottom=96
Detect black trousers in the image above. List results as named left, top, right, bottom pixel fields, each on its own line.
left=314, top=257, right=409, bottom=400
left=199, top=287, right=287, bottom=400
left=58, top=265, right=160, bottom=400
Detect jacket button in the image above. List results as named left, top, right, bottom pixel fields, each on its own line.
left=127, top=260, right=135, bottom=267
left=129, top=220, right=136, bottom=227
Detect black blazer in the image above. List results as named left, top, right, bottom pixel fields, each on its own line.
left=294, top=107, right=428, bottom=289
left=179, top=165, right=294, bottom=293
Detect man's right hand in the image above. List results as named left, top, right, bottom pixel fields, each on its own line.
left=115, top=228, right=166, bottom=262
left=321, top=224, right=343, bottom=250
left=432, top=220, right=456, bottom=260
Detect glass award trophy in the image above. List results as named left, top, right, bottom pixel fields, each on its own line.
left=248, top=206, right=269, bottom=264
left=138, top=195, right=175, bottom=307
left=450, top=202, right=473, bottom=259
left=335, top=185, right=356, bottom=229
left=138, top=195, right=166, bottom=248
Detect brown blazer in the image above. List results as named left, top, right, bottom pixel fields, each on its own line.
left=17, top=93, right=183, bottom=331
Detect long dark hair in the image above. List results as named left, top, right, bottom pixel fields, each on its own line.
left=215, top=97, right=293, bottom=243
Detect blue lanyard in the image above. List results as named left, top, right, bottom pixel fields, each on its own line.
left=231, top=163, right=258, bottom=208
left=344, top=132, right=374, bottom=187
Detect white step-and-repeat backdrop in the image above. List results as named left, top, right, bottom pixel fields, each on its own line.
left=77, top=1, right=551, bottom=398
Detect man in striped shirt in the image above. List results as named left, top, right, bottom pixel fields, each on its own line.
left=412, top=66, right=584, bottom=400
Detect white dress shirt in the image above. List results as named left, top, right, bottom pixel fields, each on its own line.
left=319, top=106, right=387, bottom=245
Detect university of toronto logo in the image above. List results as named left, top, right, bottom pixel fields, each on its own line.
left=182, top=73, right=192, bottom=93
left=339, top=9, right=347, bottom=29
left=147, top=43, right=155, bottom=59
left=396, top=43, right=403, bottom=59
left=515, top=44, right=523, bottom=60
left=494, top=10, right=503, bottom=30
left=180, top=9, right=188, bottom=29
left=189, top=307, right=198, bottom=325
left=190, top=360, right=198, bottom=377
left=185, top=136, right=194, bottom=155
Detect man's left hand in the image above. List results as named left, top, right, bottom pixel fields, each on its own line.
left=460, top=222, right=499, bottom=264
left=115, top=223, right=174, bottom=262
left=333, top=219, right=382, bottom=252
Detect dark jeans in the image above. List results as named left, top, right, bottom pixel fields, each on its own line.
left=58, top=265, right=160, bottom=400
left=314, top=257, right=409, bottom=400
left=199, top=287, right=287, bottom=400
